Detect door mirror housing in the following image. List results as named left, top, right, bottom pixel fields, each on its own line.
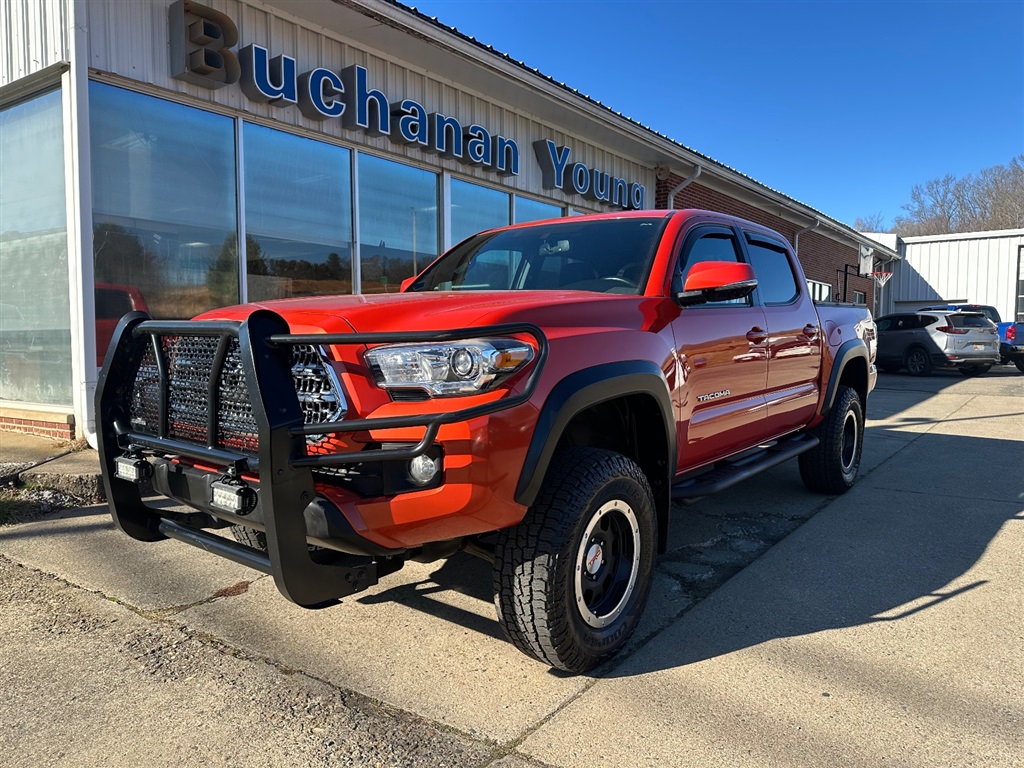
left=674, top=261, right=758, bottom=306
left=400, top=276, right=417, bottom=292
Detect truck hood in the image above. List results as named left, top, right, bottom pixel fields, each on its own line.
left=198, top=290, right=659, bottom=335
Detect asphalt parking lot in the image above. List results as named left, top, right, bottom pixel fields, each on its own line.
left=1, top=368, right=1022, bottom=767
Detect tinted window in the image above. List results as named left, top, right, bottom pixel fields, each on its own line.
left=358, top=154, right=438, bottom=293
left=91, top=82, right=238, bottom=325
left=949, top=314, right=992, bottom=328
left=745, top=234, right=799, bottom=305
left=244, top=123, right=352, bottom=301
left=450, top=179, right=509, bottom=245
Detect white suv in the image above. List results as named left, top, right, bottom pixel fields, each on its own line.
left=875, top=310, right=1001, bottom=376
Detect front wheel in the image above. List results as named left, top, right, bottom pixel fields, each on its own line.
left=492, top=447, right=656, bottom=673
left=799, top=385, right=864, bottom=495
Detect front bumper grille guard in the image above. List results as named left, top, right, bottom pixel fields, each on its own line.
left=95, top=309, right=547, bottom=608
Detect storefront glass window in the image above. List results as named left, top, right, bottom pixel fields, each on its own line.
left=90, top=82, right=237, bottom=349
left=450, top=179, right=509, bottom=245
left=515, top=196, right=562, bottom=224
left=0, top=89, right=71, bottom=405
left=358, top=154, right=438, bottom=292
left=244, top=124, right=353, bottom=300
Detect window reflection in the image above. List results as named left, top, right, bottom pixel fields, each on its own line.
left=358, top=154, right=438, bottom=292
left=450, top=179, right=509, bottom=245
left=90, top=82, right=237, bottom=336
left=0, top=89, right=71, bottom=405
left=244, top=123, right=352, bottom=300
left=515, top=196, right=562, bottom=224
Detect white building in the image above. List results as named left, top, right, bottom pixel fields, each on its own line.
left=871, top=229, right=1024, bottom=322
left=1, top=0, right=896, bottom=441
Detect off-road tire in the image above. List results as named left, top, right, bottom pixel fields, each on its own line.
left=229, top=525, right=330, bottom=561
left=904, top=346, right=933, bottom=376
left=492, top=447, right=656, bottom=673
left=1015, top=360, right=1024, bottom=374
left=230, top=525, right=267, bottom=550
left=959, top=365, right=992, bottom=377
left=798, top=385, right=864, bottom=495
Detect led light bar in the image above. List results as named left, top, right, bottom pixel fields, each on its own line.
left=211, top=480, right=253, bottom=514
left=114, top=455, right=152, bottom=483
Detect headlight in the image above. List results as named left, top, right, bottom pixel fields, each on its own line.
left=364, top=338, right=535, bottom=397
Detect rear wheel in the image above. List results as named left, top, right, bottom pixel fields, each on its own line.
left=799, top=385, right=864, bottom=495
left=959, top=365, right=992, bottom=377
left=493, top=447, right=656, bottom=673
left=904, top=347, right=933, bottom=376
left=1015, top=360, right=1024, bottom=374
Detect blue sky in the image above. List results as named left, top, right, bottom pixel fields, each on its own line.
left=409, top=0, right=1024, bottom=229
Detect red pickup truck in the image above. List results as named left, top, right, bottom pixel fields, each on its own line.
left=97, top=209, right=877, bottom=672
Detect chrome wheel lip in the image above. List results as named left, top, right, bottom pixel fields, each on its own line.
left=574, top=499, right=641, bottom=629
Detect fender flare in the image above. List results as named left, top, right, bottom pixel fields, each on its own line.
left=514, top=360, right=676, bottom=549
left=820, top=339, right=869, bottom=416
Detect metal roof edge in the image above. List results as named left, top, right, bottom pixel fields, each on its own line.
left=901, top=228, right=1024, bottom=243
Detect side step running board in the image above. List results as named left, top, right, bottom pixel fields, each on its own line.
left=671, top=433, right=819, bottom=502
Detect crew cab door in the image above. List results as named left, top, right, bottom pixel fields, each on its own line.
left=740, top=231, right=822, bottom=436
left=669, top=225, right=770, bottom=472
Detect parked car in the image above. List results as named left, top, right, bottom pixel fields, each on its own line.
left=875, top=310, right=1000, bottom=376
left=917, top=303, right=1024, bottom=373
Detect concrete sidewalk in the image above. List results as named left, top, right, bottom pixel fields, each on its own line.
left=1, top=369, right=1022, bottom=767
left=0, top=431, right=103, bottom=500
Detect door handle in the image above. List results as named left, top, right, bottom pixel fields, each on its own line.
left=746, top=327, right=767, bottom=344
left=803, top=324, right=819, bottom=339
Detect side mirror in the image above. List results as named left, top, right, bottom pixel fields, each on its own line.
left=400, top=276, right=417, bottom=292
left=675, top=261, right=758, bottom=307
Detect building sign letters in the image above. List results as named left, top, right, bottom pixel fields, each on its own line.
left=169, top=0, right=645, bottom=208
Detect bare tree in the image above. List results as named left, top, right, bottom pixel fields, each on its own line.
left=892, top=156, right=1024, bottom=236
left=853, top=212, right=887, bottom=232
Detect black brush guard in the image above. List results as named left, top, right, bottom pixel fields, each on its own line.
left=96, top=310, right=547, bottom=608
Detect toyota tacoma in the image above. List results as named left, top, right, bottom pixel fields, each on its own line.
left=97, top=209, right=877, bottom=673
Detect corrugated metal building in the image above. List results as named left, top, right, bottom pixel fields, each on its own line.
left=882, top=229, right=1024, bottom=323
left=1, top=0, right=896, bottom=441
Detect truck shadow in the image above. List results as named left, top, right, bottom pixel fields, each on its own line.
left=354, top=427, right=1022, bottom=680
left=600, top=427, right=1023, bottom=678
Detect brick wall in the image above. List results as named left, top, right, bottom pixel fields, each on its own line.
left=0, top=415, right=75, bottom=441
left=655, top=176, right=875, bottom=307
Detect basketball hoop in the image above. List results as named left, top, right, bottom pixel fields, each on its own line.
left=871, top=271, right=892, bottom=288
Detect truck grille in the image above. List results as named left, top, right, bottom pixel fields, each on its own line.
left=128, top=337, right=346, bottom=454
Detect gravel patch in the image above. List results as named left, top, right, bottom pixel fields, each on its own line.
left=0, top=556, right=496, bottom=767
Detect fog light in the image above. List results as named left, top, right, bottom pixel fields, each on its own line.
left=408, top=453, right=440, bottom=486
left=115, top=455, right=151, bottom=483
left=211, top=480, right=254, bottom=514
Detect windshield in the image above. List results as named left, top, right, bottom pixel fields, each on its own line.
left=407, top=217, right=667, bottom=295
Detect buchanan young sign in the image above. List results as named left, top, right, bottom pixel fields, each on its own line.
left=169, top=0, right=645, bottom=209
